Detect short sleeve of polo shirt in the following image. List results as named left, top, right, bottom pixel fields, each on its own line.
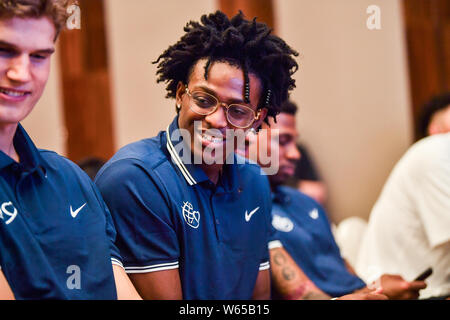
left=96, top=159, right=180, bottom=273
left=412, top=136, right=450, bottom=248
left=90, top=182, right=123, bottom=267
left=259, top=199, right=275, bottom=271
left=62, top=155, right=124, bottom=269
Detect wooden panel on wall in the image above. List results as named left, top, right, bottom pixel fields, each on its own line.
left=58, top=0, right=115, bottom=162
left=403, top=0, right=450, bottom=140
left=218, top=0, right=275, bottom=32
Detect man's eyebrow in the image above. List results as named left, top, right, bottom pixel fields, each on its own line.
left=34, top=48, right=55, bottom=55
left=0, top=40, right=55, bottom=54
left=195, top=85, right=246, bottom=104
left=0, top=40, right=16, bottom=49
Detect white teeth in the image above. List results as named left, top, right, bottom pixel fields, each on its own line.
left=0, top=89, right=28, bottom=97
left=202, top=134, right=223, bottom=143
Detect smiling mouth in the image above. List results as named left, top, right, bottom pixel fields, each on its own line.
left=0, top=88, right=31, bottom=97
left=280, top=164, right=296, bottom=174
left=202, top=133, right=225, bottom=144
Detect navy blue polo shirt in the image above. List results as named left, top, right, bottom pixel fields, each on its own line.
left=271, top=186, right=366, bottom=297
left=0, top=124, right=121, bottom=299
left=95, top=116, right=273, bottom=299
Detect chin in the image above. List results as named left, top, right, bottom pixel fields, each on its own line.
left=269, top=175, right=284, bottom=186
left=277, top=174, right=291, bottom=184
left=0, top=114, right=27, bottom=125
left=0, top=105, right=34, bottom=124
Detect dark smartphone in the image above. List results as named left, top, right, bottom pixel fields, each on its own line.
left=414, top=267, right=433, bottom=281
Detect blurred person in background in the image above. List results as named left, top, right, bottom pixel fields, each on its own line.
left=239, top=100, right=426, bottom=300
left=77, top=156, right=106, bottom=181
left=282, top=100, right=327, bottom=206
left=415, top=92, right=450, bottom=140
left=356, top=94, right=450, bottom=299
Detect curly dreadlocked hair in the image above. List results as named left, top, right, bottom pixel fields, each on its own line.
left=154, top=10, right=299, bottom=121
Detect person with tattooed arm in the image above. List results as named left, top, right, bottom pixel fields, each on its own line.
left=240, top=100, right=427, bottom=300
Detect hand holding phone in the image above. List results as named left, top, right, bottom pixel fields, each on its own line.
left=414, top=267, right=433, bottom=281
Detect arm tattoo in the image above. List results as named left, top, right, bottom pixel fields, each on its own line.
left=282, top=267, right=296, bottom=281
left=271, top=248, right=331, bottom=300
left=273, top=252, right=286, bottom=266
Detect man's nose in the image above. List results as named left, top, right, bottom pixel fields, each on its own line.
left=204, top=104, right=228, bottom=128
left=6, top=55, right=32, bottom=83
left=287, top=144, right=301, bottom=161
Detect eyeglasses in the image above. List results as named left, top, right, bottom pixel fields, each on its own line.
left=184, top=86, right=260, bottom=128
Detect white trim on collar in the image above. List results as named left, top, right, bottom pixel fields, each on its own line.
left=166, top=125, right=197, bottom=186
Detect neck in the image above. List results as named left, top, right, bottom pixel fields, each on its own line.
left=269, top=179, right=281, bottom=192
left=0, top=123, right=19, bottom=162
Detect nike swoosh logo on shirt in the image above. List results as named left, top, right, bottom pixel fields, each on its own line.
left=245, top=207, right=260, bottom=222
left=70, top=203, right=87, bottom=218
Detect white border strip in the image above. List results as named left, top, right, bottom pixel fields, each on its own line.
left=259, top=261, right=270, bottom=271
left=125, top=261, right=179, bottom=274
left=268, top=240, right=283, bottom=250
left=111, top=257, right=124, bottom=269
left=165, top=125, right=197, bottom=186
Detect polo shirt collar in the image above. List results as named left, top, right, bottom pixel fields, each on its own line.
left=0, top=148, right=14, bottom=171
left=165, top=116, right=209, bottom=186
left=164, top=116, right=240, bottom=192
left=0, top=124, right=48, bottom=175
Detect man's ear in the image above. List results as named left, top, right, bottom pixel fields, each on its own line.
left=175, top=82, right=185, bottom=106
left=253, top=108, right=268, bottom=130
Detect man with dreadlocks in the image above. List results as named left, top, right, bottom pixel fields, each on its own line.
left=96, top=11, right=298, bottom=299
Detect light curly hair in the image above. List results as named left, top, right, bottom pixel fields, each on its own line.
left=0, top=0, right=71, bottom=39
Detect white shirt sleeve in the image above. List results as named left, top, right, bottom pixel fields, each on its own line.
left=415, top=136, right=450, bottom=247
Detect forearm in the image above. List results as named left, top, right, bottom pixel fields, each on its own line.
left=270, top=247, right=330, bottom=300
left=128, top=268, right=183, bottom=300
left=112, top=265, right=142, bottom=300
left=0, top=270, right=14, bottom=300
left=353, top=286, right=373, bottom=294
left=252, top=269, right=271, bottom=300
left=343, top=258, right=357, bottom=276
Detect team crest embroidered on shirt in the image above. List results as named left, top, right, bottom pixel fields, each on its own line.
left=0, top=201, right=18, bottom=225
left=181, top=201, right=200, bottom=229
left=272, top=214, right=294, bottom=232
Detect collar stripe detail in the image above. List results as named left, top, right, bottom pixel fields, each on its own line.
left=165, top=125, right=197, bottom=186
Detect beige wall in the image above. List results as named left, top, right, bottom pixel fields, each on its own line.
left=104, top=0, right=216, bottom=149
left=21, top=50, right=66, bottom=156
left=275, top=0, right=413, bottom=222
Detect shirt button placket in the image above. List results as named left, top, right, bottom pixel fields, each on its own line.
left=210, top=193, right=222, bottom=242
left=15, top=168, right=33, bottom=220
